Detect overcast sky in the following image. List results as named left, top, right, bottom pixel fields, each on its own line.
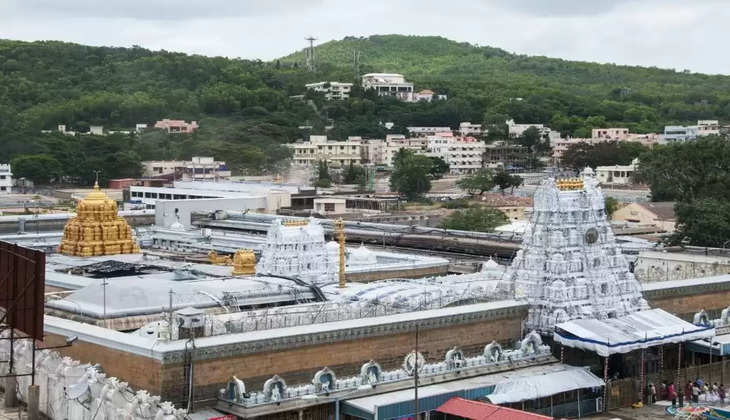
left=1, top=0, right=728, bottom=74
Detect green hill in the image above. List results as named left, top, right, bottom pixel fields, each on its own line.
left=0, top=35, right=728, bottom=184
left=282, top=35, right=730, bottom=132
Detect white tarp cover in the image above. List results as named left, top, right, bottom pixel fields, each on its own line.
left=486, top=366, right=604, bottom=404
left=554, top=308, right=714, bottom=357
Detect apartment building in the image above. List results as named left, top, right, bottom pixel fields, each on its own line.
left=289, top=135, right=363, bottom=167
left=305, top=81, right=354, bottom=100
left=0, top=164, right=12, bottom=194
left=458, top=122, right=485, bottom=136
left=361, top=73, right=414, bottom=101
left=141, top=157, right=230, bottom=181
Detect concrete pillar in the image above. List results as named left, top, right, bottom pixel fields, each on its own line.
left=27, top=384, right=39, bottom=420
left=3, top=376, right=17, bottom=408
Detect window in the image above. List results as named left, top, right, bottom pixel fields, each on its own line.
left=324, top=203, right=335, bottom=212
left=0, top=187, right=5, bottom=191
left=0, top=176, right=5, bottom=179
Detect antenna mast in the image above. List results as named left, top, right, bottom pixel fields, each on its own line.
left=305, top=36, right=317, bottom=72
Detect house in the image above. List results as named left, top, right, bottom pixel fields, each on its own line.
left=154, top=119, right=199, bottom=134
left=414, top=89, right=434, bottom=102
left=313, top=198, right=346, bottom=215
left=595, top=158, right=639, bottom=185
left=305, top=81, right=353, bottom=100
left=611, top=201, right=676, bottom=232
left=505, top=119, right=552, bottom=139
left=0, top=164, right=12, bottom=194
left=361, top=73, right=414, bottom=101
left=459, top=122, right=485, bottom=136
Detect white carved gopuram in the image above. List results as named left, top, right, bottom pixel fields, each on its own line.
left=500, top=168, right=648, bottom=332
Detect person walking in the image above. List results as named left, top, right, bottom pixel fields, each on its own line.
left=720, top=384, right=726, bottom=406
left=692, top=382, right=701, bottom=403
left=648, top=383, right=657, bottom=404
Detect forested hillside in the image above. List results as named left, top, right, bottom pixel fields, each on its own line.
left=1, top=35, right=729, bottom=184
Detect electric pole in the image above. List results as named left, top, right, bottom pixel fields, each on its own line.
left=305, top=36, right=317, bottom=72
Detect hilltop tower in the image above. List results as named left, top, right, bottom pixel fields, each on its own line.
left=499, top=168, right=647, bottom=332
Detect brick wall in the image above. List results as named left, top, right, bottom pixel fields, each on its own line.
left=47, top=332, right=163, bottom=394
left=159, top=313, right=523, bottom=404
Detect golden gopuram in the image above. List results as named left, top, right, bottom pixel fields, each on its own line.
left=58, top=182, right=140, bottom=257
left=232, top=249, right=256, bottom=276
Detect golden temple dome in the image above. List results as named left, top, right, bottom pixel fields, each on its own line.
left=232, top=249, right=256, bottom=276
left=58, top=182, right=140, bottom=257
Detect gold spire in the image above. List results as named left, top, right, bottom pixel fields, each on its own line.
left=232, top=249, right=256, bottom=276
left=58, top=182, right=140, bottom=257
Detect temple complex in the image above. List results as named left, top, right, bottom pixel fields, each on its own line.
left=58, top=181, right=140, bottom=257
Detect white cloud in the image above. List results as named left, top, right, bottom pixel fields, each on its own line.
left=0, top=0, right=727, bottom=74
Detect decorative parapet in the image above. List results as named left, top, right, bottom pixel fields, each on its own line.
left=643, top=275, right=730, bottom=301
left=220, top=330, right=551, bottom=407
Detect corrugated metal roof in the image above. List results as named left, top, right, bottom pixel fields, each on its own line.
left=436, top=397, right=550, bottom=420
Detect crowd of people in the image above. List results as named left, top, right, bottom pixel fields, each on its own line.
left=650, top=379, right=728, bottom=407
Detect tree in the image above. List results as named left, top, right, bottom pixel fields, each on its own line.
left=314, top=160, right=332, bottom=188
left=11, top=154, right=62, bottom=184
left=604, top=196, right=619, bottom=219
left=493, top=169, right=522, bottom=195
left=638, top=137, right=730, bottom=247
left=439, top=207, right=509, bottom=232
left=517, top=126, right=541, bottom=150
left=389, top=149, right=433, bottom=200
left=456, top=169, right=495, bottom=196
left=428, top=156, right=450, bottom=179
left=671, top=199, right=730, bottom=247
left=342, top=161, right=368, bottom=188
left=561, top=141, right=647, bottom=170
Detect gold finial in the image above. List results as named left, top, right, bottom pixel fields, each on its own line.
left=93, top=170, right=102, bottom=190
left=335, top=218, right=346, bottom=288
left=232, top=249, right=256, bottom=275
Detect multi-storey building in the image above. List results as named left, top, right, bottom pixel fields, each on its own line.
left=361, top=73, right=414, bottom=101
left=406, top=126, right=452, bottom=137
left=141, top=157, right=230, bottom=180
left=305, top=81, right=354, bottom=100
left=440, top=136, right=486, bottom=174
left=289, top=135, right=363, bottom=167
left=591, top=128, right=629, bottom=140
left=663, top=120, right=720, bottom=143
left=0, top=164, right=12, bottom=194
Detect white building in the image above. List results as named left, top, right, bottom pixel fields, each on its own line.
left=413, top=89, right=434, bottom=102
left=425, top=134, right=485, bottom=174
left=663, top=120, right=720, bottom=143
left=142, top=156, right=230, bottom=180
left=360, top=139, right=386, bottom=165
left=506, top=119, right=551, bottom=138
left=289, top=135, right=363, bottom=167
left=305, top=81, right=354, bottom=100
left=595, top=158, right=639, bottom=185
left=361, top=73, right=414, bottom=101
left=0, top=164, right=12, bottom=194
left=313, top=198, right=346, bottom=215
left=458, top=122, right=485, bottom=136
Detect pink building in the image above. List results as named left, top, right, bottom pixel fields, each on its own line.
left=592, top=127, right=629, bottom=140
left=154, top=119, right=199, bottom=134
